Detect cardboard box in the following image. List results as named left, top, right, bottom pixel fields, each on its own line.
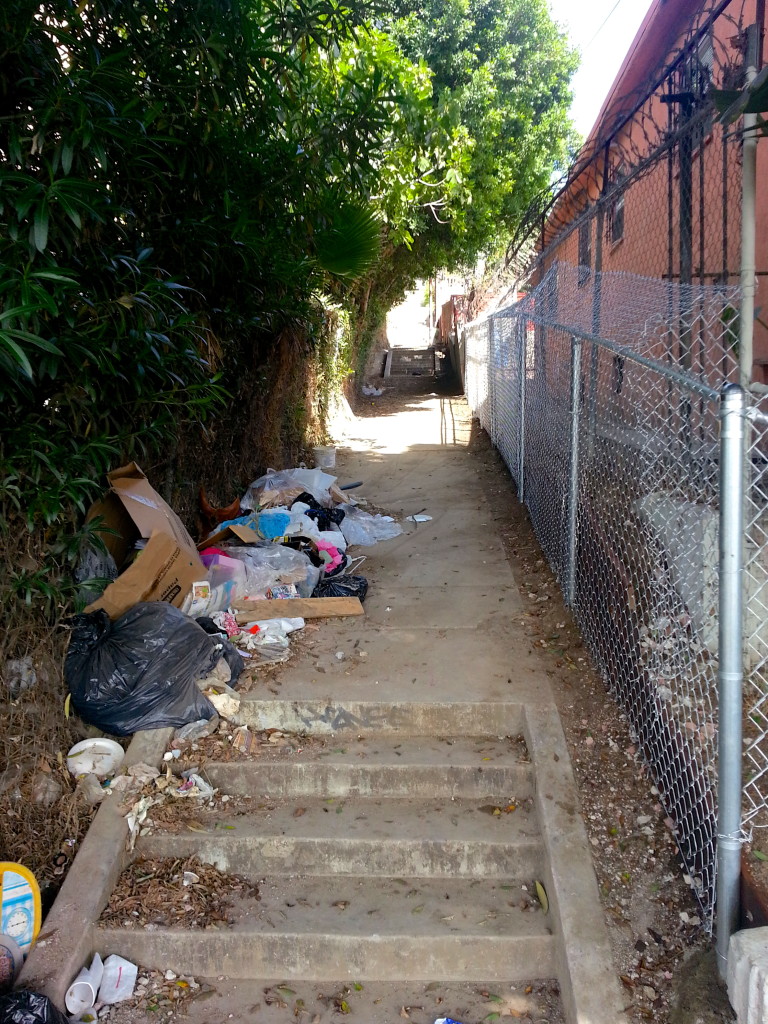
left=197, top=522, right=262, bottom=550
left=85, top=462, right=206, bottom=620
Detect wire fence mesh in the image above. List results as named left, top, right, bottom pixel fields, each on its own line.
left=460, top=0, right=768, bottom=928
left=463, top=260, right=750, bottom=924
left=744, top=406, right=768, bottom=825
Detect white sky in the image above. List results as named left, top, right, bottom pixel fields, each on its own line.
left=547, top=0, right=656, bottom=138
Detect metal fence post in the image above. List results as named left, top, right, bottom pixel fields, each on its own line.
left=517, top=316, right=526, bottom=503
left=716, top=382, right=746, bottom=977
left=488, top=316, right=496, bottom=447
left=566, top=334, right=582, bottom=607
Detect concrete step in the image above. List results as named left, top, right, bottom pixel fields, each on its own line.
left=134, top=797, right=542, bottom=879
left=235, top=699, right=526, bottom=736
left=95, top=876, right=554, bottom=981
left=388, top=348, right=436, bottom=376
left=125, top=977, right=564, bottom=1024
left=202, top=734, right=533, bottom=800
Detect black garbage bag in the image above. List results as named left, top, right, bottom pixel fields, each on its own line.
left=291, top=491, right=345, bottom=532
left=65, top=603, right=218, bottom=736
left=312, top=574, right=368, bottom=601
left=194, top=619, right=244, bottom=688
left=0, top=991, right=69, bottom=1024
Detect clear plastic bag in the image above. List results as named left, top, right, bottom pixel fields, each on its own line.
left=65, top=604, right=218, bottom=736
left=224, top=543, right=321, bottom=597
left=242, top=467, right=338, bottom=511
left=338, top=505, right=402, bottom=546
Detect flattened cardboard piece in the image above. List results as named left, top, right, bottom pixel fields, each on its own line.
left=197, top=524, right=262, bottom=550
left=85, top=530, right=204, bottom=619
left=84, top=463, right=205, bottom=619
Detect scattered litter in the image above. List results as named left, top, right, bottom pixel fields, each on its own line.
left=99, top=954, right=139, bottom=1003
left=2, top=655, right=38, bottom=698
left=65, top=952, right=104, bottom=1016
left=66, top=738, right=125, bottom=779
left=362, top=384, right=384, bottom=396
left=313, top=444, right=336, bottom=469
left=231, top=726, right=258, bottom=754
left=75, top=773, right=109, bottom=807
left=179, top=773, right=215, bottom=800
left=66, top=951, right=140, bottom=1012
left=534, top=880, right=549, bottom=914
left=205, top=691, right=240, bottom=720
left=125, top=763, right=160, bottom=786
left=174, top=716, right=219, bottom=743
left=406, top=514, right=432, bottom=523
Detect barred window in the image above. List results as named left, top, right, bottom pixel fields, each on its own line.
left=608, top=168, right=626, bottom=245
left=578, top=219, right=591, bottom=285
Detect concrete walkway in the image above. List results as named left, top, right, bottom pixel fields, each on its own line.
left=22, top=381, right=628, bottom=1024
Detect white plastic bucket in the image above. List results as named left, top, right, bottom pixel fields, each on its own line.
left=313, top=445, right=336, bottom=469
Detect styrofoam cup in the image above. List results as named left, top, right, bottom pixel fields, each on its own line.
left=65, top=952, right=103, bottom=1015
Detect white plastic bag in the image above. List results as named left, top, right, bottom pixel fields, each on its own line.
left=99, top=954, right=138, bottom=1004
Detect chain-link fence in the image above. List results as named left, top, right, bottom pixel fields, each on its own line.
left=460, top=0, right=768, bottom=941
left=744, top=405, right=768, bottom=825
left=462, top=258, right=768, bottom=927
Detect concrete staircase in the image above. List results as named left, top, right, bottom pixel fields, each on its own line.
left=385, top=347, right=436, bottom=376
left=95, top=708, right=555, bottom=983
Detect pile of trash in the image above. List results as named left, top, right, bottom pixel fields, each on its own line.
left=66, top=461, right=402, bottom=738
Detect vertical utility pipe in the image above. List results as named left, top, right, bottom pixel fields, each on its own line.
left=566, top=335, right=582, bottom=607
left=517, top=316, right=526, bottom=503
left=716, top=383, right=746, bottom=977
left=739, top=24, right=759, bottom=390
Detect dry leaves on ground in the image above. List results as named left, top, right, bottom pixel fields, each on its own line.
left=100, top=856, right=259, bottom=929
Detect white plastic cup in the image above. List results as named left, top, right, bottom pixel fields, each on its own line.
left=313, top=445, right=336, bottom=469
left=65, top=952, right=104, bottom=1015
